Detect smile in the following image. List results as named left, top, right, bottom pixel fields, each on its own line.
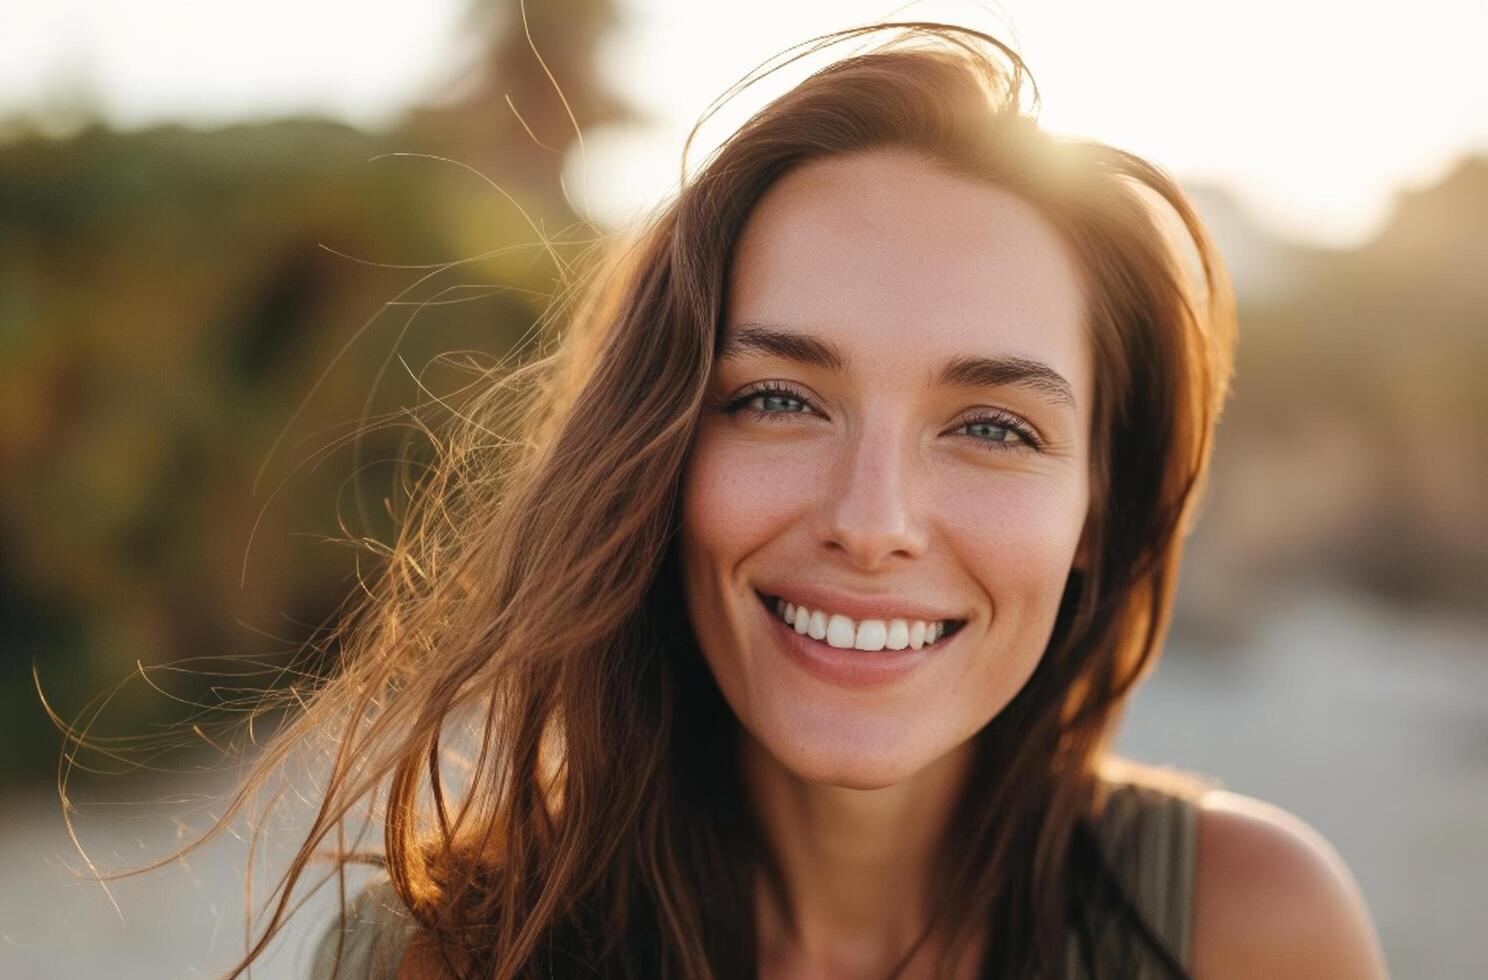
left=753, top=589, right=963, bottom=690
left=757, top=591, right=965, bottom=651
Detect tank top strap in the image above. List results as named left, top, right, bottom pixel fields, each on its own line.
left=308, top=874, right=422, bottom=980
left=1065, top=769, right=1224, bottom=978
left=1101, top=780, right=1202, bottom=965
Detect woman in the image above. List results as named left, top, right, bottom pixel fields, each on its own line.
left=216, top=21, right=1386, bottom=980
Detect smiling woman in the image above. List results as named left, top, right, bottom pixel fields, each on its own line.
left=128, top=19, right=1387, bottom=980
left=681, top=151, right=1101, bottom=797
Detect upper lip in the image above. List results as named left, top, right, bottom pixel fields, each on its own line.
left=755, top=583, right=968, bottom=624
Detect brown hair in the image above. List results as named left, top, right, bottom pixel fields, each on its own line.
left=61, top=20, right=1236, bottom=980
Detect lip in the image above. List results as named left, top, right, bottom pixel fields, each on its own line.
left=756, top=590, right=961, bottom=690
left=753, top=582, right=967, bottom=625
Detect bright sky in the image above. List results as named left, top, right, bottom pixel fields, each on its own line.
left=3, top=0, right=1485, bottom=248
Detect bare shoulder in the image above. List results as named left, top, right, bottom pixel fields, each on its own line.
left=1191, top=789, right=1390, bottom=979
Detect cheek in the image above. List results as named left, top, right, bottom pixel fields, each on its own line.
left=678, top=431, right=792, bottom=661
left=937, top=466, right=1087, bottom=631
left=678, top=430, right=820, bottom=727
left=679, top=429, right=820, bottom=569
left=929, top=470, right=1086, bottom=739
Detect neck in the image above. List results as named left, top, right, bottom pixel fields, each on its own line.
left=741, top=732, right=980, bottom=977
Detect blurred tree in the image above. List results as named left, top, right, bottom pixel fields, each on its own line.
left=0, top=0, right=627, bottom=785
left=408, top=0, right=642, bottom=208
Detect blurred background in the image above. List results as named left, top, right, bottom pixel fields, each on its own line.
left=1, top=0, right=1484, bottom=976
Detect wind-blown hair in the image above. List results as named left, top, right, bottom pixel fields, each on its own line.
left=87, top=21, right=1237, bottom=980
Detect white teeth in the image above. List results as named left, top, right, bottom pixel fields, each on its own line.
left=768, top=595, right=952, bottom=653
left=807, top=610, right=827, bottom=640
left=825, top=614, right=856, bottom=649
left=853, top=619, right=888, bottom=651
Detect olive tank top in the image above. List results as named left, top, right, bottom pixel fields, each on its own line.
left=307, top=773, right=1219, bottom=979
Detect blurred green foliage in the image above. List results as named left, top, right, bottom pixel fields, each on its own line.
left=0, top=0, right=630, bottom=785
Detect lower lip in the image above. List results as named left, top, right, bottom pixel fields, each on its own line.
left=759, top=594, right=956, bottom=690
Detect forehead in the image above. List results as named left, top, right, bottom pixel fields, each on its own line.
left=724, top=149, right=1090, bottom=396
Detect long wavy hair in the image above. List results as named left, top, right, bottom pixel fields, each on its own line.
left=63, top=20, right=1237, bottom=980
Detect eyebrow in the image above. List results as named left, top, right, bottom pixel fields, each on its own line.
left=719, top=322, right=1078, bottom=410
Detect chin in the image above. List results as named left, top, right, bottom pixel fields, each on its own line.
left=743, top=714, right=944, bottom=790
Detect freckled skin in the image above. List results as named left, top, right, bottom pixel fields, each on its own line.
left=678, top=147, right=1095, bottom=791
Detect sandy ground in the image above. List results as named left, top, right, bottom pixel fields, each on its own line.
left=2, top=586, right=1483, bottom=978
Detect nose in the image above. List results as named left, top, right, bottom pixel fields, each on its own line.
left=816, top=417, right=929, bottom=569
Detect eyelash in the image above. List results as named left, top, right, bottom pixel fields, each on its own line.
left=722, top=381, right=1045, bottom=453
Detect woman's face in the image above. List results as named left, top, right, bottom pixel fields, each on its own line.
left=678, top=148, right=1094, bottom=789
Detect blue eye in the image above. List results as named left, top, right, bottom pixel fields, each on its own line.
left=724, top=382, right=817, bottom=421
left=966, top=420, right=1013, bottom=441
left=957, top=413, right=1041, bottom=453
left=750, top=392, right=809, bottom=414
